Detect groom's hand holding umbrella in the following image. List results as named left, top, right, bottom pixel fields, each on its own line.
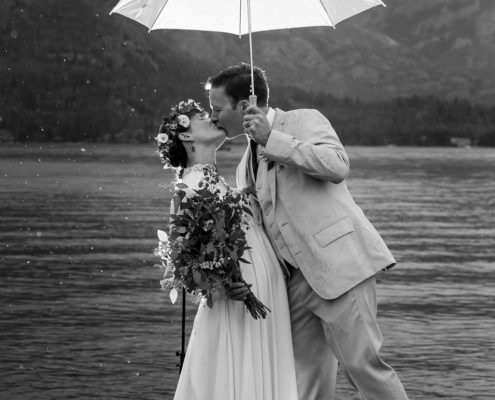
left=243, top=106, right=271, bottom=146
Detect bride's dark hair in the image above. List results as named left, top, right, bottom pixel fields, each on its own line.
left=155, top=99, right=207, bottom=177
left=158, top=117, right=188, bottom=170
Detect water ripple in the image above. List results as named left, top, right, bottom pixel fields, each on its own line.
left=1, top=145, right=494, bottom=399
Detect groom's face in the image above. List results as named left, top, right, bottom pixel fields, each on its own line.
left=209, top=86, right=244, bottom=138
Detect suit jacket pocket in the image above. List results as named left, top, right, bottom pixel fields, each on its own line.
left=313, top=217, right=354, bottom=247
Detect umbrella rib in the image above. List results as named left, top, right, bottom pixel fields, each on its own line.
left=148, top=0, right=170, bottom=32
left=318, top=0, right=336, bottom=27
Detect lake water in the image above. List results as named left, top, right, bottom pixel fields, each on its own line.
left=1, top=143, right=494, bottom=399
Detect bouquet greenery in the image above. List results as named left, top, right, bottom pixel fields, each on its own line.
left=156, top=169, right=270, bottom=320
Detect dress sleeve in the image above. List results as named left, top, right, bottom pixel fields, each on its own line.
left=168, top=171, right=203, bottom=226
left=180, top=170, right=205, bottom=191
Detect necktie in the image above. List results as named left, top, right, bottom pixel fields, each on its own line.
left=250, top=139, right=258, bottom=179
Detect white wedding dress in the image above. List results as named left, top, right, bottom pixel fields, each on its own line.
left=173, top=163, right=298, bottom=400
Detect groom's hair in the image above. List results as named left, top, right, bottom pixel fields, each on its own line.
left=206, top=63, right=269, bottom=107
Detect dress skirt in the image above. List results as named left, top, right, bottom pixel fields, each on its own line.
left=173, top=221, right=298, bottom=400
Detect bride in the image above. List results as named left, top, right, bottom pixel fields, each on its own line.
left=156, top=100, right=298, bottom=400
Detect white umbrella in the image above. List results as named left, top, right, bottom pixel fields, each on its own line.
left=110, top=0, right=385, bottom=104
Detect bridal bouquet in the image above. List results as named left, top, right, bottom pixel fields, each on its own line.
left=156, top=172, right=270, bottom=319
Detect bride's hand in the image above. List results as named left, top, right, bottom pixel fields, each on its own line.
left=225, top=282, right=252, bottom=301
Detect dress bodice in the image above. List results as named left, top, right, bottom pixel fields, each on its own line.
left=179, top=164, right=262, bottom=227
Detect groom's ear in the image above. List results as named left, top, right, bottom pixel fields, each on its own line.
left=237, top=100, right=250, bottom=114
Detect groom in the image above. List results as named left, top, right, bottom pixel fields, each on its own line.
left=207, top=63, right=409, bottom=400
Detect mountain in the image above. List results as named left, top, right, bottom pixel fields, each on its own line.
left=1, top=0, right=494, bottom=144
left=161, top=0, right=495, bottom=104
left=358, top=0, right=495, bottom=103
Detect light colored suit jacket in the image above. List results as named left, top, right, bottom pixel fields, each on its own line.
left=243, top=108, right=396, bottom=300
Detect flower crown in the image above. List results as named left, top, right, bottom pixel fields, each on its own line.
left=156, top=99, right=207, bottom=168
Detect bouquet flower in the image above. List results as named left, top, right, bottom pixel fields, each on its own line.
left=156, top=169, right=270, bottom=320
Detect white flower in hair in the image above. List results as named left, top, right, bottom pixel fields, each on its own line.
left=177, top=114, right=190, bottom=128
left=156, top=133, right=169, bottom=143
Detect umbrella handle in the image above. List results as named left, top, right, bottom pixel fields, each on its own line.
left=249, top=95, right=257, bottom=107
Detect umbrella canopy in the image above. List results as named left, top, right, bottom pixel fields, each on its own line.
left=110, top=0, right=385, bottom=35
left=110, top=0, right=385, bottom=102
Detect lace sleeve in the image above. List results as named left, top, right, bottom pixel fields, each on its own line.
left=180, top=170, right=205, bottom=192
left=169, top=170, right=205, bottom=217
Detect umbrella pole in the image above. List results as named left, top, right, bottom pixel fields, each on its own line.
left=247, top=0, right=257, bottom=106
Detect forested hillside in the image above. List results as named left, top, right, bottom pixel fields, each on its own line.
left=1, top=0, right=494, bottom=145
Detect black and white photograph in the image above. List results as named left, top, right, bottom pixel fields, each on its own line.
left=1, top=0, right=494, bottom=399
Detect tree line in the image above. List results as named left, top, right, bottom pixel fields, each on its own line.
left=1, top=0, right=494, bottom=146
left=273, top=88, right=495, bottom=146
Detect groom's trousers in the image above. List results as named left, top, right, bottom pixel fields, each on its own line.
left=288, top=269, right=409, bottom=400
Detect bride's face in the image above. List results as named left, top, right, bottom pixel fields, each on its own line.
left=189, top=114, right=226, bottom=147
